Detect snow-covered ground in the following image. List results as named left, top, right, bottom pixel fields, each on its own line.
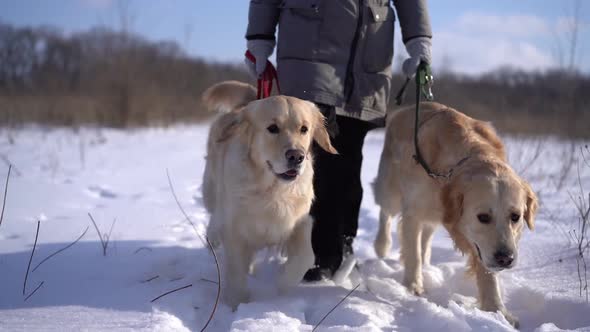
left=0, top=124, right=589, bottom=332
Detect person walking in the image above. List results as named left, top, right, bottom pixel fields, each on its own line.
left=245, top=0, right=433, bottom=281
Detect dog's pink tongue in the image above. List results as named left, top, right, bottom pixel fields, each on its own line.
left=285, top=170, right=297, bottom=176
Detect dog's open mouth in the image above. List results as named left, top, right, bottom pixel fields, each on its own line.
left=277, top=169, right=298, bottom=181
left=267, top=161, right=299, bottom=181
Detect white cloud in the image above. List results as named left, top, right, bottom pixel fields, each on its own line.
left=433, top=32, right=555, bottom=74
left=431, top=12, right=558, bottom=74
left=456, top=12, right=550, bottom=38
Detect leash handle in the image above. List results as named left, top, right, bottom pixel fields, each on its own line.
left=394, top=61, right=433, bottom=106
left=245, top=50, right=280, bottom=99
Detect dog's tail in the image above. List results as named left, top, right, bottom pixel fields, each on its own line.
left=202, top=80, right=257, bottom=113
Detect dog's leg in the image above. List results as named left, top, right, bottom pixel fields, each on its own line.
left=474, top=259, right=519, bottom=328
left=278, top=215, right=314, bottom=293
left=222, top=233, right=254, bottom=311
left=203, top=161, right=221, bottom=248
left=399, top=215, right=424, bottom=295
left=421, top=224, right=436, bottom=266
left=374, top=209, right=393, bottom=258
left=206, top=213, right=221, bottom=248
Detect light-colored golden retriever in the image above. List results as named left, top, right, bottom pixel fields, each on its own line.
left=373, top=102, right=537, bottom=327
left=201, top=81, right=337, bottom=310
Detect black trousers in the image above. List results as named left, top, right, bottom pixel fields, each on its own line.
left=310, top=109, right=375, bottom=272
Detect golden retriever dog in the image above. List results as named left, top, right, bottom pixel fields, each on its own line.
left=373, top=102, right=537, bottom=327
left=201, top=81, right=337, bottom=310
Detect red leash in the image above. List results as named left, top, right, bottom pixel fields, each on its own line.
left=245, top=50, right=280, bottom=99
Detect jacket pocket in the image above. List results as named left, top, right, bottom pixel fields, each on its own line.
left=277, top=0, right=324, bottom=60
left=362, top=3, right=395, bottom=73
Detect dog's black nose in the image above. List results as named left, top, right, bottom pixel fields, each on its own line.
left=286, top=149, right=305, bottom=165
left=494, top=250, right=514, bottom=267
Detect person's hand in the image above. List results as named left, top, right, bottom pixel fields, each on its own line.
left=245, top=39, right=275, bottom=78
left=402, top=37, right=432, bottom=78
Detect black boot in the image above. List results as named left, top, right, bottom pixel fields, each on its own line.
left=343, top=235, right=354, bottom=258
left=303, top=235, right=355, bottom=282
left=303, top=266, right=334, bottom=282
left=303, top=115, right=373, bottom=283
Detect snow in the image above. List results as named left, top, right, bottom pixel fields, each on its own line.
left=0, top=125, right=589, bottom=332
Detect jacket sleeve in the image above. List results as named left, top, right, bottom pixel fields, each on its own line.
left=392, top=0, right=432, bottom=43
left=245, top=0, right=281, bottom=41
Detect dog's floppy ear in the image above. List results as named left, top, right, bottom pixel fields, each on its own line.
left=441, top=180, right=464, bottom=226
left=215, top=111, right=244, bottom=142
left=310, top=104, right=338, bottom=154
left=521, top=180, right=538, bottom=230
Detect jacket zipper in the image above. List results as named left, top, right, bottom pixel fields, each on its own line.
left=343, top=0, right=364, bottom=104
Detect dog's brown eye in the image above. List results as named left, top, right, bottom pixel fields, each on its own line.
left=267, top=124, right=279, bottom=134
left=300, top=126, right=308, bottom=134
left=477, top=213, right=491, bottom=224
left=510, top=213, right=520, bottom=223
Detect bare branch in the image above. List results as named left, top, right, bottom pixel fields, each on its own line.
left=165, top=169, right=221, bottom=332
left=32, top=226, right=89, bottom=272
left=0, top=164, right=11, bottom=227
left=567, top=0, right=582, bottom=71
left=517, top=140, right=544, bottom=176
left=134, top=247, right=153, bottom=254
left=555, top=142, right=576, bottom=190
left=200, top=278, right=218, bottom=285
left=23, top=220, right=40, bottom=295
left=313, top=283, right=361, bottom=331
left=201, top=237, right=221, bottom=332
left=569, top=150, right=589, bottom=301
left=165, top=169, right=205, bottom=245
left=141, top=275, right=159, bottom=283
left=24, top=281, right=44, bottom=302
left=104, top=218, right=117, bottom=245
left=582, top=145, right=590, bottom=168
left=88, top=213, right=115, bottom=256
left=88, top=213, right=106, bottom=249
left=0, top=155, right=21, bottom=176
left=150, top=283, right=192, bottom=303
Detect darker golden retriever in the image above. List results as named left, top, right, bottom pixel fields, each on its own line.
left=373, top=102, right=537, bottom=327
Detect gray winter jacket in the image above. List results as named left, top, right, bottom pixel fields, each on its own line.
left=246, top=0, right=432, bottom=123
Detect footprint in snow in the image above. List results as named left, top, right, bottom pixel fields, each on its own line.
left=0, top=233, right=20, bottom=240
left=86, top=185, right=118, bottom=199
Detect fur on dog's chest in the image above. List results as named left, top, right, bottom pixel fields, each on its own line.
left=233, top=190, right=311, bottom=246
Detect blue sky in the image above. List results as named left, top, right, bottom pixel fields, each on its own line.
left=1, top=0, right=588, bottom=74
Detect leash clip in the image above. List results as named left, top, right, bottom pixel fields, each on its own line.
left=418, top=62, right=434, bottom=101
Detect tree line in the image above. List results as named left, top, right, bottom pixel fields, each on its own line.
left=0, top=22, right=250, bottom=127
left=0, top=22, right=588, bottom=138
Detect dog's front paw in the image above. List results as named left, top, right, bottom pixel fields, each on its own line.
left=501, top=309, right=519, bottom=329
left=223, top=288, right=250, bottom=312
left=403, top=278, right=424, bottom=296
left=277, top=262, right=305, bottom=293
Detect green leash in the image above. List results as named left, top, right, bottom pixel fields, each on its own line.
left=395, top=61, right=459, bottom=179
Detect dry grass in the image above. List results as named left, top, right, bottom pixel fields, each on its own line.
left=0, top=164, right=11, bottom=228
left=87, top=213, right=116, bottom=256
left=569, top=146, right=590, bottom=301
